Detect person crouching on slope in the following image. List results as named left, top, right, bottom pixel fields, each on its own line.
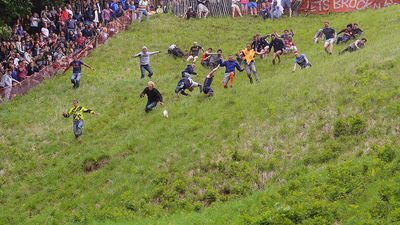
left=203, top=65, right=220, bottom=96
left=292, top=51, right=311, bottom=72
left=241, top=44, right=260, bottom=83
left=140, top=81, right=164, bottom=113
left=219, top=55, right=243, bottom=88
left=63, top=99, right=96, bottom=139
left=175, top=76, right=202, bottom=96
left=133, top=46, right=160, bottom=79
left=69, top=55, right=95, bottom=89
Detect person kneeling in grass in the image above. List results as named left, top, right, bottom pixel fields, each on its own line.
left=203, top=66, right=220, bottom=97
left=140, top=81, right=164, bottom=113
left=63, top=99, right=96, bottom=139
left=339, top=38, right=367, bottom=55
left=219, top=55, right=243, bottom=88
left=292, top=51, right=311, bottom=72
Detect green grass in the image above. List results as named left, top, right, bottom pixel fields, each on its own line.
left=1, top=6, right=400, bottom=224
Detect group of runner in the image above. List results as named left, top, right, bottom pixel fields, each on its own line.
left=63, top=21, right=368, bottom=139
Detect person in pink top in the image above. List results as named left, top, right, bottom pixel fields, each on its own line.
left=240, top=0, right=248, bottom=14
left=17, top=61, right=28, bottom=81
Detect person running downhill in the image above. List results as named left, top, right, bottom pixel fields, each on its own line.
left=133, top=46, right=160, bottom=79
left=339, top=38, right=367, bottom=55
left=187, top=42, right=204, bottom=63
left=321, top=21, right=336, bottom=55
left=267, top=34, right=284, bottom=65
left=219, top=55, right=243, bottom=88
left=241, top=44, right=260, bottom=84
left=63, top=99, right=96, bottom=139
left=140, top=81, right=164, bottom=113
left=202, top=66, right=220, bottom=96
left=292, top=51, right=311, bottom=72
left=69, top=55, right=94, bottom=89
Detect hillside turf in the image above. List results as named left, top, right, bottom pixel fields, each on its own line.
left=1, top=6, right=400, bottom=225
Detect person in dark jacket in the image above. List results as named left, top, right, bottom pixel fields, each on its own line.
left=175, top=76, right=202, bottom=96
left=140, top=81, right=164, bottom=113
left=203, top=65, right=220, bottom=96
left=267, top=34, right=284, bottom=65
left=182, top=64, right=197, bottom=78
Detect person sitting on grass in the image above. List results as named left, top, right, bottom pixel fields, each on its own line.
left=339, top=38, right=367, bottom=55
left=175, top=76, right=202, bottom=96
left=140, top=81, right=164, bottom=113
left=267, top=34, right=284, bottom=65
left=187, top=42, right=204, bottom=63
left=219, top=55, right=243, bottom=88
left=203, top=66, right=220, bottom=97
left=336, top=24, right=353, bottom=44
left=63, top=99, right=96, bottom=139
left=208, top=49, right=224, bottom=68
left=182, top=64, right=198, bottom=78
left=292, top=51, right=311, bottom=72
left=133, top=46, right=160, bottom=79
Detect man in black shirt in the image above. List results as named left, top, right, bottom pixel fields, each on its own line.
left=322, top=21, right=336, bottom=55
left=140, top=81, right=164, bottom=113
left=267, top=34, right=284, bottom=65
left=187, top=42, right=204, bottom=63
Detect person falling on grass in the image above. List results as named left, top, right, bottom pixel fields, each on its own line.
left=175, top=76, right=202, bottom=96
left=69, top=55, right=95, bottom=89
left=241, top=43, right=260, bottom=83
left=140, top=81, right=164, bottom=113
left=219, top=55, right=243, bottom=88
left=339, top=38, right=367, bottom=55
left=133, top=46, right=160, bottom=79
left=202, top=65, right=220, bottom=97
left=181, top=63, right=198, bottom=78
left=63, top=99, right=96, bottom=139
left=292, top=51, right=311, bottom=72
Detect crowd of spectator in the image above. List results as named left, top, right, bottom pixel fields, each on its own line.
left=0, top=0, right=165, bottom=102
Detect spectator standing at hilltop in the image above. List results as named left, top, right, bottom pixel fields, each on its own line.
left=102, top=4, right=113, bottom=24
left=267, top=34, right=284, bottom=65
left=232, top=0, right=243, bottom=18
left=197, top=0, right=210, bottom=18
left=240, top=0, right=249, bottom=15
left=138, top=0, right=151, bottom=22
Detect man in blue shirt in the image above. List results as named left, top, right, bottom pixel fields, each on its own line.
left=69, top=56, right=95, bottom=88
left=292, top=51, right=311, bottom=72
left=219, top=55, right=243, bottom=88
left=322, top=21, right=336, bottom=55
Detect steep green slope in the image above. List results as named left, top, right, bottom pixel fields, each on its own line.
left=1, top=6, right=399, bottom=225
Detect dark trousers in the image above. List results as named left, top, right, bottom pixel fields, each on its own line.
left=145, top=101, right=157, bottom=113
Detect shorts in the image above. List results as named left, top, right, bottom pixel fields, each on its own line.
left=248, top=2, right=257, bottom=8
left=325, top=38, right=335, bottom=45
left=281, top=0, right=291, bottom=8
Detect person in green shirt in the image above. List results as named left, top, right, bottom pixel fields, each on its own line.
left=63, top=99, right=96, bottom=139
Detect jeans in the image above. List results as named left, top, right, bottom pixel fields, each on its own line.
left=138, top=9, right=150, bottom=22
left=73, top=120, right=84, bottom=138
left=71, top=73, right=81, bottom=88
left=140, top=64, right=153, bottom=78
left=245, top=62, right=259, bottom=83
left=145, top=101, right=158, bottom=112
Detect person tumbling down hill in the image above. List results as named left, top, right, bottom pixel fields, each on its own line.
left=219, top=55, right=243, bottom=88
left=140, top=81, right=164, bottom=113
left=182, top=64, right=197, bottom=78
left=339, top=38, right=367, bottom=55
left=292, top=51, right=311, bottom=72
left=187, top=42, right=204, bottom=63
left=175, top=76, right=203, bottom=96
left=63, top=99, right=96, bottom=139
left=203, top=66, right=220, bottom=96
left=133, top=46, right=160, bottom=79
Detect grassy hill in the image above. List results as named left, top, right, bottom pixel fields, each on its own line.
left=1, top=6, right=400, bottom=225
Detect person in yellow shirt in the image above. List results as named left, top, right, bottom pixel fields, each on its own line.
left=240, top=43, right=260, bottom=84
left=63, top=99, right=96, bottom=139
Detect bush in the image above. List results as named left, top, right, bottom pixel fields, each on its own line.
left=334, top=115, right=367, bottom=137
left=373, top=145, right=396, bottom=163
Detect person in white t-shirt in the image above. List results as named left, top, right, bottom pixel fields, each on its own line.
left=41, top=23, right=49, bottom=37
left=232, top=0, right=242, bottom=18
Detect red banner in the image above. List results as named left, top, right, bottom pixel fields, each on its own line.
left=300, top=0, right=400, bottom=14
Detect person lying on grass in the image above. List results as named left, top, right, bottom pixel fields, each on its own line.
left=219, top=55, right=243, bottom=88
left=203, top=65, right=220, bottom=97
left=339, top=38, right=367, bottom=55
left=292, top=51, right=311, bottom=72
left=63, top=99, right=96, bottom=139
left=140, top=81, right=164, bottom=113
